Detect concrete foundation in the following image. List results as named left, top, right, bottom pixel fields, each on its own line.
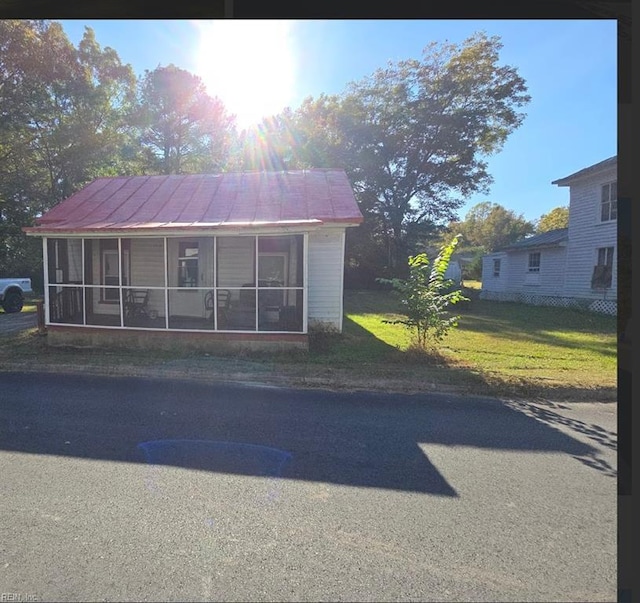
left=46, top=325, right=308, bottom=352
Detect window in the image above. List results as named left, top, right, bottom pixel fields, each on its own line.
left=592, top=246, right=614, bottom=289
left=528, top=252, right=540, bottom=273
left=493, top=259, right=501, bottom=277
left=600, top=181, right=617, bottom=222
left=178, top=242, right=199, bottom=287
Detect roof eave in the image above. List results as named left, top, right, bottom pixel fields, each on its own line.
left=499, top=240, right=568, bottom=252
left=551, top=156, right=617, bottom=186
left=23, top=217, right=363, bottom=238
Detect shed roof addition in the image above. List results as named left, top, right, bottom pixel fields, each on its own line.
left=497, top=228, right=569, bottom=251
left=25, top=169, right=363, bottom=235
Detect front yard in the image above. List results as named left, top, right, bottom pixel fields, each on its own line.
left=0, top=287, right=617, bottom=402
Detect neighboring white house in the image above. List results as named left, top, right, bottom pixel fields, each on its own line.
left=481, top=156, right=617, bottom=315
left=24, top=169, right=363, bottom=350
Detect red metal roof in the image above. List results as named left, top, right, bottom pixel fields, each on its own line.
left=25, top=169, right=363, bottom=235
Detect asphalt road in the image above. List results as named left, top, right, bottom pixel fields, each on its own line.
left=0, top=372, right=617, bottom=602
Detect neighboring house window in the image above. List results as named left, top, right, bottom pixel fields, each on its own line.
left=591, top=246, right=614, bottom=289
left=528, top=252, right=540, bottom=273
left=178, top=241, right=199, bottom=287
left=600, top=181, right=617, bottom=222
left=493, top=259, right=501, bottom=277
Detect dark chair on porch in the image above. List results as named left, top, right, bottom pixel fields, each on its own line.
left=205, top=289, right=231, bottom=327
left=124, top=289, right=150, bottom=319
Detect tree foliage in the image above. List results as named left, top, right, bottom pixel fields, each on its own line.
left=1, top=23, right=532, bottom=294
left=272, top=33, right=531, bottom=277
left=0, top=20, right=137, bottom=285
left=450, top=201, right=535, bottom=251
left=536, top=206, right=569, bottom=232
left=136, top=64, right=235, bottom=174
left=378, top=235, right=468, bottom=349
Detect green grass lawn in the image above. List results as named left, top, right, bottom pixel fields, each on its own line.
left=306, top=288, right=617, bottom=400
left=1, top=288, right=617, bottom=401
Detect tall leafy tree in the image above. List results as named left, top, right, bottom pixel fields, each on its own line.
left=0, top=20, right=137, bottom=284
left=136, top=65, right=235, bottom=174
left=273, top=33, right=530, bottom=276
left=449, top=201, right=535, bottom=251
left=536, top=206, right=569, bottom=232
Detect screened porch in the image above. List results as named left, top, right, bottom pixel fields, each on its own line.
left=44, top=234, right=306, bottom=333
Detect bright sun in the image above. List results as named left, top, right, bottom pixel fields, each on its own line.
left=192, top=20, right=296, bottom=131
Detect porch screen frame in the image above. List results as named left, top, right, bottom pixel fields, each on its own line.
left=42, top=232, right=308, bottom=334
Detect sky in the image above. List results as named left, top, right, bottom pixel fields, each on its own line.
left=57, top=19, right=617, bottom=224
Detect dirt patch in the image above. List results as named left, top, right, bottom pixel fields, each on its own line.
left=0, top=327, right=616, bottom=404
left=0, top=353, right=616, bottom=403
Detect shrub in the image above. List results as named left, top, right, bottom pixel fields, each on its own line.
left=377, top=235, right=469, bottom=350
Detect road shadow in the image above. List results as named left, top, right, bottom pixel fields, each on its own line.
left=503, top=399, right=617, bottom=479
left=0, top=372, right=609, bottom=497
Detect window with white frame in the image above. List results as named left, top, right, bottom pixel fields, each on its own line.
left=493, top=258, right=501, bottom=277
left=600, top=181, right=617, bottom=222
left=591, top=246, right=614, bottom=289
left=528, top=252, right=540, bottom=272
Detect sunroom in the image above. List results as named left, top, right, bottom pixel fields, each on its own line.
left=25, top=170, right=363, bottom=350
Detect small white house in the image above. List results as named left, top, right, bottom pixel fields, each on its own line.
left=481, top=156, right=617, bottom=315
left=24, top=169, right=363, bottom=350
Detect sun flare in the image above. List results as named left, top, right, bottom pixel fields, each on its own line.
left=192, top=20, right=296, bottom=131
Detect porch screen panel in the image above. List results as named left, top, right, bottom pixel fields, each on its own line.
left=46, top=238, right=84, bottom=324
left=217, top=237, right=255, bottom=288
left=217, top=236, right=257, bottom=331
left=167, top=289, right=214, bottom=330
left=47, top=238, right=82, bottom=284
left=85, top=287, right=121, bottom=326
left=82, top=239, right=122, bottom=325
left=258, top=289, right=303, bottom=332
left=48, top=285, right=83, bottom=324
left=167, top=238, right=214, bottom=289
left=123, top=238, right=167, bottom=327
left=257, top=235, right=304, bottom=332
left=165, top=237, right=215, bottom=330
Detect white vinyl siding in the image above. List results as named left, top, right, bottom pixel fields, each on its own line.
left=481, top=253, right=508, bottom=292
left=216, top=236, right=255, bottom=296
left=563, top=167, right=617, bottom=299
left=129, top=238, right=166, bottom=316
left=502, top=247, right=567, bottom=295
left=481, top=159, right=617, bottom=312
left=307, top=229, right=345, bottom=331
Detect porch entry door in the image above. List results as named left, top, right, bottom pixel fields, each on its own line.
left=169, top=238, right=214, bottom=319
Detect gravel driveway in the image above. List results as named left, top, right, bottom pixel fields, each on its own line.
left=0, top=311, right=37, bottom=334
